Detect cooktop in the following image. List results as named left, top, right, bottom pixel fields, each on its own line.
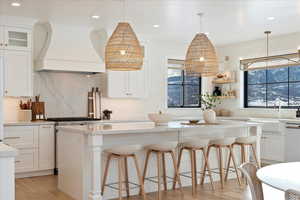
left=46, top=117, right=101, bottom=122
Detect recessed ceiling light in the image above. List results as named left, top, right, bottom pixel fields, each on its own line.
left=267, top=17, right=275, bottom=21
left=91, top=15, right=100, bottom=19
left=153, top=24, right=160, bottom=28
left=11, top=2, right=21, bottom=7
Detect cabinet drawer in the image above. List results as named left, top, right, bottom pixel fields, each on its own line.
left=4, top=126, right=38, bottom=148
left=15, top=149, right=38, bottom=173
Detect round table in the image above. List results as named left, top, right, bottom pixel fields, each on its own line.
left=257, top=162, right=300, bottom=191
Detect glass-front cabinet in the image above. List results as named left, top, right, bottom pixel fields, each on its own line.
left=0, top=26, right=31, bottom=51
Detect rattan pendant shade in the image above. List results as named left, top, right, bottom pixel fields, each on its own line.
left=105, top=22, right=143, bottom=71
left=185, top=33, right=219, bottom=77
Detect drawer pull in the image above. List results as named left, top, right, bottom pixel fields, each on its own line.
left=15, top=161, right=21, bottom=163
left=4, top=136, right=21, bottom=140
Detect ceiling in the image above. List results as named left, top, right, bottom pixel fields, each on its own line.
left=1, top=0, right=300, bottom=46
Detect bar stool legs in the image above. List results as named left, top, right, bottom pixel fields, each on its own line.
left=224, top=145, right=242, bottom=185
left=203, top=144, right=241, bottom=189
left=174, top=146, right=214, bottom=196
left=102, top=153, right=146, bottom=200
left=142, top=149, right=182, bottom=200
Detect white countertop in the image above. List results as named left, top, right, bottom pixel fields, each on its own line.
left=4, top=121, right=55, bottom=126
left=0, top=143, right=18, bottom=157
left=57, top=120, right=262, bottom=135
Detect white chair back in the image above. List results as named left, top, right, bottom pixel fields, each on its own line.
left=239, top=163, right=264, bottom=200
left=285, top=189, right=300, bottom=200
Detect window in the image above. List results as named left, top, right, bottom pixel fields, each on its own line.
left=167, top=61, right=201, bottom=108
left=244, top=65, right=300, bottom=108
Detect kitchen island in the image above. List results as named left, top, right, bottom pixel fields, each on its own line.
left=56, top=120, right=262, bottom=200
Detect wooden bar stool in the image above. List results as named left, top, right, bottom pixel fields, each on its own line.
left=233, top=136, right=260, bottom=167
left=142, top=141, right=182, bottom=200
left=224, top=136, right=260, bottom=184
left=173, top=138, right=214, bottom=196
left=201, top=137, right=241, bottom=189
left=101, top=145, right=146, bottom=200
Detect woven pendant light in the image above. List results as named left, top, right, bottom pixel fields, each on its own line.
left=185, top=13, right=218, bottom=77
left=105, top=22, right=143, bottom=71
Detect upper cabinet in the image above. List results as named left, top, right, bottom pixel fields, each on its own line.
left=103, top=44, right=148, bottom=99
left=0, top=16, right=35, bottom=97
left=0, top=26, right=32, bottom=51
left=2, top=50, right=32, bottom=97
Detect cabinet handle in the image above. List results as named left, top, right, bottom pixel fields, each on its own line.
left=15, top=161, right=21, bottom=163
left=4, top=136, right=21, bottom=140
left=0, top=43, right=2, bottom=46
left=261, top=136, right=268, bottom=139
left=41, top=126, right=52, bottom=129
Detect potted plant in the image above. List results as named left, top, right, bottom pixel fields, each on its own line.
left=200, top=93, right=221, bottom=123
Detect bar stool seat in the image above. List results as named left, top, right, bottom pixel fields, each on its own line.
left=235, top=136, right=257, bottom=144
left=145, top=142, right=178, bottom=152
left=181, top=138, right=209, bottom=149
left=105, top=144, right=142, bottom=155
left=209, top=137, right=236, bottom=146
left=143, top=141, right=182, bottom=200
left=102, top=145, right=146, bottom=200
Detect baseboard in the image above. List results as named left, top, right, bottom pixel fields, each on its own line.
left=16, top=169, right=54, bottom=179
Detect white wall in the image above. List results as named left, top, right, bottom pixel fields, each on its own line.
left=216, top=31, right=300, bottom=118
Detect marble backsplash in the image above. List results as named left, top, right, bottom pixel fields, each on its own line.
left=4, top=71, right=102, bottom=121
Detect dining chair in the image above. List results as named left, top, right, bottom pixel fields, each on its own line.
left=285, top=189, right=300, bottom=200
left=239, top=163, right=264, bottom=200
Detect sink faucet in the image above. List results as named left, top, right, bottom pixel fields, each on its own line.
left=274, top=98, right=282, bottom=118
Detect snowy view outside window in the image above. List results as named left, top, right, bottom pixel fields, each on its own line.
left=168, top=68, right=201, bottom=108
left=245, top=65, right=300, bottom=107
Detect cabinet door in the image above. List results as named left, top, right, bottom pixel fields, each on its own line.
left=4, top=50, right=32, bottom=97
left=261, top=133, right=284, bottom=162
left=107, top=71, right=128, bottom=98
left=0, top=26, right=4, bottom=49
left=127, top=68, right=147, bottom=98
left=38, top=125, right=55, bottom=170
left=3, top=126, right=38, bottom=149
left=4, top=26, right=31, bottom=51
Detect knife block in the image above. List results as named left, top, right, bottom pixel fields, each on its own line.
left=31, top=102, right=45, bottom=121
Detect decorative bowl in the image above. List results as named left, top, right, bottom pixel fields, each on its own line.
left=148, top=113, right=173, bottom=126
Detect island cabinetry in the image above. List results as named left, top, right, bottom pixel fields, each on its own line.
left=3, top=124, right=55, bottom=176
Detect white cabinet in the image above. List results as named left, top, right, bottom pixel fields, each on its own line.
left=260, top=132, right=285, bottom=162
left=0, top=26, right=31, bottom=51
left=38, top=125, right=55, bottom=170
left=4, top=124, right=55, bottom=174
left=106, top=63, right=148, bottom=98
left=3, top=50, right=32, bottom=97
left=0, top=25, right=33, bottom=97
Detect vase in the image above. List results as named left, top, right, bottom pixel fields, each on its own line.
left=203, top=109, right=216, bottom=123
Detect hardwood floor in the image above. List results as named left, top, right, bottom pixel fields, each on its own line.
left=16, top=175, right=284, bottom=200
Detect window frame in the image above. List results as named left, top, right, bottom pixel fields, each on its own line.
left=244, top=67, right=300, bottom=109
left=167, top=69, right=201, bottom=108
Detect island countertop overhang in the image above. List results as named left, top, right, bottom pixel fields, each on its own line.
left=56, top=120, right=262, bottom=135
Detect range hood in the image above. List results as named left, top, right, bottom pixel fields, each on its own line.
left=34, top=22, right=107, bottom=73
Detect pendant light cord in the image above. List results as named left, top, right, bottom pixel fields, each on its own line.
left=122, top=0, right=126, bottom=22
left=198, top=13, right=203, bottom=33
left=264, top=31, right=271, bottom=68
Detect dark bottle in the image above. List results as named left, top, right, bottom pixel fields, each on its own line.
left=296, top=107, right=300, bottom=118
left=213, top=86, right=222, bottom=96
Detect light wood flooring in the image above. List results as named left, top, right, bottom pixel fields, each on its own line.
left=16, top=175, right=284, bottom=200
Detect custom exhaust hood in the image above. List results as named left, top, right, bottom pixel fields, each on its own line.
left=34, top=22, right=107, bottom=73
